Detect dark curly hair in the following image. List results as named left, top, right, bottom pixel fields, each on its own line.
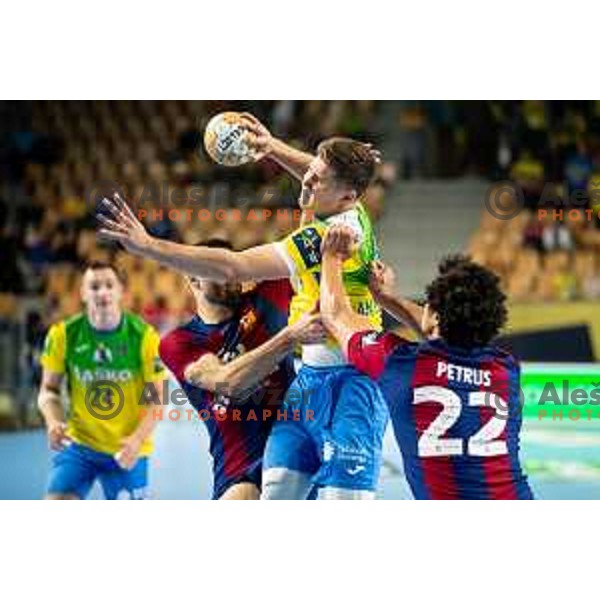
left=425, top=254, right=507, bottom=349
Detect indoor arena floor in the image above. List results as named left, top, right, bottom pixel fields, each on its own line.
left=1, top=416, right=599, bottom=499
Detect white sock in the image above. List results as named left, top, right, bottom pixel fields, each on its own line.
left=318, top=486, right=375, bottom=500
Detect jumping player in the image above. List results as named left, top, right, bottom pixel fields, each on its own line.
left=38, top=261, right=166, bottom=499
left=158, top=240, right=325, bottom=500
left=320, top=226, right=534, bottom=499
left=97, top=119, right=387, bottom=499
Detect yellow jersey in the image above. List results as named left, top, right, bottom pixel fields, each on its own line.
left=40, top=312, right=165, bottom=456
left=275, top=202, right=382, bottom=366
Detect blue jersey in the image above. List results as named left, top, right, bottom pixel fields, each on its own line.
left=159, top=280, right=294, bottom=498
left=348, top=331, right=533, bottom=500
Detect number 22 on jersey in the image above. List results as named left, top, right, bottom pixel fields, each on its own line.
left=414, top=386, right=508, bottom=458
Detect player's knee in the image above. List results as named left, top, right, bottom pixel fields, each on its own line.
left=261, top=468, right=312, bottom=500
left=219, top=482, right=260, bottom=500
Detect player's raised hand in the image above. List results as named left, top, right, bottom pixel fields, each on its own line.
left=321, top=225, right=358, bottom=261
left=369, top=260, right=397, bottom=299
left=96, top=193, right=153, bottom=257
left=239, top=112, right=273, bottom=160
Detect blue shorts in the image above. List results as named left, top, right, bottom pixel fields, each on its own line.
left=47, top=442, right=149, bottom=500
left=263, top=364, right=388, bottom=492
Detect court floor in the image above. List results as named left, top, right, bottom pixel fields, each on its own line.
left=1, top=417, right=599, bottom=499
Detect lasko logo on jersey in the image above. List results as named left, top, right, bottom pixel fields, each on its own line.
left=73, top=366, right=134, bottom=384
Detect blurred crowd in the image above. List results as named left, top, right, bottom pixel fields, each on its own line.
left=1, top=100, right=600, bottom=335
left=396, top=100, right=600, bottom=182
left=469, top=206, right=600, bottom=302
left=467, top=101, right=600, bottom=302
left=0, top=100, right=394, bottom=331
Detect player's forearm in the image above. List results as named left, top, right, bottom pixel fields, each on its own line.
left=187, top=328, right=294, bottom=396
left=37, top=389, right=65, bottom=426
left=320, top=254, right=353, bottom=329
left=268, top=138, right=314, bottom=181
left=222, top=328, right=295, bottom=395
left=320, top=252, right=374, bottom=354
left=142, top=237, right=246, bottom=282
left=376, top=293, right=425, bottom=339
left=320, top=252, right=366, bottom=358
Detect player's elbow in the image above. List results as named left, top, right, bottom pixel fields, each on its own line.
left=184, top=362, right=213, bottom=390
left=36, top=392, right=46, bottom=411
left=37, top=386, right=58, bottom=412
left=184, top=362, right=239, bottom=395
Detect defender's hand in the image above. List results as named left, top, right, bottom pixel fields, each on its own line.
left=115, top=435, right=143, bottom=471
left=47, top=421, right=71, bottom=451
left=369, top=260, right=397, bottom=299
left=321, top=225, right=358, bottom=261
left=289, top=313, right=327, bottom=345
left=97, top=193, right=154, bottom=257
left=239, top=112, right=274, bottom=161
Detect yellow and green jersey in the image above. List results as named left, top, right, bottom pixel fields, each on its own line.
left=275, top=201, right=382, bottom=366
left=40, top=312, right=165, bottom=456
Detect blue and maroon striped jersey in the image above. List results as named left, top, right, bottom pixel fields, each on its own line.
left=159, top=280, right=294, bottom=489
left=348, top=331, right=533, bottom=499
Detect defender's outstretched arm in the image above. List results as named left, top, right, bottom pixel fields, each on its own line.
left=97, top=194, right=290, bottom=283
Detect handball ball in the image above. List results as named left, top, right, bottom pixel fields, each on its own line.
left=203, top=112, right=255, bottom=166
